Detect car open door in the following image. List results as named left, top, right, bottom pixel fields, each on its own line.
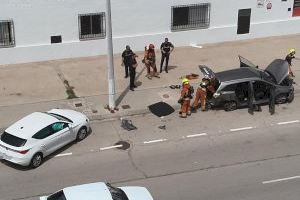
left=198, top=65, right=216, bottom=79
left=239, top=55, right=258, bottom=68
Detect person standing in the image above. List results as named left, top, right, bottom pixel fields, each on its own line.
left=285, top=48, right=296, bottom=78
left=178, top=78, right=193, bottom=118
left=191, top=78, right=210, bottom=112
left=160, top=38, right=174, bottom=73
left=122, top=45, right=133, bottom=78
left=144, top=44, right=159, bottom=79
left=121, top=45, right=137, bottom=91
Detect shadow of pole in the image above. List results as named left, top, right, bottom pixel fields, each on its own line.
left=115, top=65, right=146, bottom=107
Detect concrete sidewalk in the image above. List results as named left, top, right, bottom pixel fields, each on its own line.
left=0, top=34, right=300, bottom=128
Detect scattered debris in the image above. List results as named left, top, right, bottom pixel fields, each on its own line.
left=158, top=125, right=166, bottom=130
left=121, top=118, right=137, bottom=131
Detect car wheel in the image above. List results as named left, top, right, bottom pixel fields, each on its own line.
left=275, top=94, right=287, bottom=104
left=30, top=153, right=43, bottom=168
left=224, top=101, right=237, bottom=111
left=287, top=91, right=294, bottom=103
left=76, top=127, right=87, bottom=141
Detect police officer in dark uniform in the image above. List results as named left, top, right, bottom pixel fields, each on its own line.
left=160, top=38, right=174, bottom=73
left=122, top=45, right=137, bottom=91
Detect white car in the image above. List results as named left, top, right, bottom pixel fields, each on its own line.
left=40, top=182, right=154, bottom=200
left=0, top=109, right=90, bottom=168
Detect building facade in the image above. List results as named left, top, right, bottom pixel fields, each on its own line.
left=0, top=0, right=300, bottom=65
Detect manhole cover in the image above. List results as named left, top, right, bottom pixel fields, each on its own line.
left=114, top=141, right=130, bottom=150
left=122, top=105, right=131, bottom=109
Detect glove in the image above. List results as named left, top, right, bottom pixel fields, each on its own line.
left=178, top=98, right=183, bottom=104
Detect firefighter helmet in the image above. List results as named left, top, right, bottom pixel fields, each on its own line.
left=182, top=78, right=189, bottom=85
left=289, top=48, right=296, bottom=54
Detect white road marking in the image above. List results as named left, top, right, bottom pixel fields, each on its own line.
left=185, top=133, right=207, bottom=138
left=54, top=152, right=72, bottom=157
left=100, top=145, right=123, bottom=151
left=262, top=175, right=300, bottom=184
left=144, top=139, right=167, bottom=144
left=230, top=127, right=253, bottom=132
left=190, top=44, right=203, bottom=48
left=277, top=120, right=299, bottom=125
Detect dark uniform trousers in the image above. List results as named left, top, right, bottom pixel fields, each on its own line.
left=160, top=53, right=170, bottom=72
left=129, top=66, right=136, bottom=89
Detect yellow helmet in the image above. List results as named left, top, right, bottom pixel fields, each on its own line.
left=182, top=78, right=189, bottom=85
left=289, top=48, right=296, bottom=54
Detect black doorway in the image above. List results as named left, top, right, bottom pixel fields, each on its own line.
left=237, top=9, right=251, bottom=34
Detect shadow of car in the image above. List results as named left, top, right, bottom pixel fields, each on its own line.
left=199, top=56, right=294, bottom=111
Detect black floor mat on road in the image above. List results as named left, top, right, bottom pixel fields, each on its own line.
left=148, top=101, right=175, bottom=117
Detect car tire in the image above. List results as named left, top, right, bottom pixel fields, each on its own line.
left=76, top=127, right=87, bottom=142
left=30, top=153, right=43, bottom=168
left=275, top=94, right=287, bottom=104
left=287, top=91, right=294, bottom=103
left=224, top=101, right=237, bottom=111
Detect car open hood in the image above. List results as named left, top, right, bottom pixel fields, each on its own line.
left=119, top=187, right=154, bottom=200
left=198, top=65, right=216, bottom=79
left=239, top=55, right=258, bottom=68
left=264, top=59, right=289, bottom=84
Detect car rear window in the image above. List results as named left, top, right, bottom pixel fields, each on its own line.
left=1, top=132, right=27, bottom=147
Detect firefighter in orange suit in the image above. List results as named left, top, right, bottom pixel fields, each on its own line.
left=178, top=78, right=193, bottom=118
left=191, top=78, right=211, bottom=112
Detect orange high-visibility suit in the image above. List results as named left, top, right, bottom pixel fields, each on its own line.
left=179, top=84, right=192, bottom=118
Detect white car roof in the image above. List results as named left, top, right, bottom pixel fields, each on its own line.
left=5, top=112, right=58, bottom=139
left=63, top=182, right=113, bottom=200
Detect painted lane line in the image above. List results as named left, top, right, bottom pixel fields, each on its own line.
left=277, top=120, right=299, bottom=125
left=100, top=145, right=123, bottom=151
left=144, top=139, right=167, bottom=144
left=262, top=175, right=300, bottom=184
left=55, top=152, right=72, bottom=157
left=185, top=133, right=207, bottom=138
left=230, top=127, right=253, bottom=132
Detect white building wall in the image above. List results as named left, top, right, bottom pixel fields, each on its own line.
left=0, top=0, right=300, bottom=65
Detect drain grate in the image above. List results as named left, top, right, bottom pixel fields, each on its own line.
left=114, top=141, right=131, bottom=150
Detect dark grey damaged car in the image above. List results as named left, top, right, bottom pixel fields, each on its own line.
left=199, top=56, right=294, bottom=111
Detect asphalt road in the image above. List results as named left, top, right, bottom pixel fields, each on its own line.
left=1, top=96, right=300, bottom=200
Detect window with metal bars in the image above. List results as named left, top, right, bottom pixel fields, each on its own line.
left=79, top=13, right=106, bottom=40
left=171, top=3, right=210, bottom=31
left=0, top=20, right=15, bottom=48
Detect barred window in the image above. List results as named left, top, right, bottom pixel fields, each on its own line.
left=0, top=20, right=15, bottom=48
left=171, top=4, right=210, bottom=31
left=79, top=13, right=105, bottom=40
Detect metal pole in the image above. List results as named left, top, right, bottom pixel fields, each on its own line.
left=106, top=0, right=116, bottom=109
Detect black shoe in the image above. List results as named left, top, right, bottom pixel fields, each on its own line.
left=165, top=70, right=168, bottom=73
left=130, top=88, right=134, bottom=91
left=133, top=85, right=137, bottom=88
left=124, top=75, right=128, bottom=78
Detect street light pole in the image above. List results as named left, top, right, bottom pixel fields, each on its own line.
left=106, top=0, right=116, bottom=110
